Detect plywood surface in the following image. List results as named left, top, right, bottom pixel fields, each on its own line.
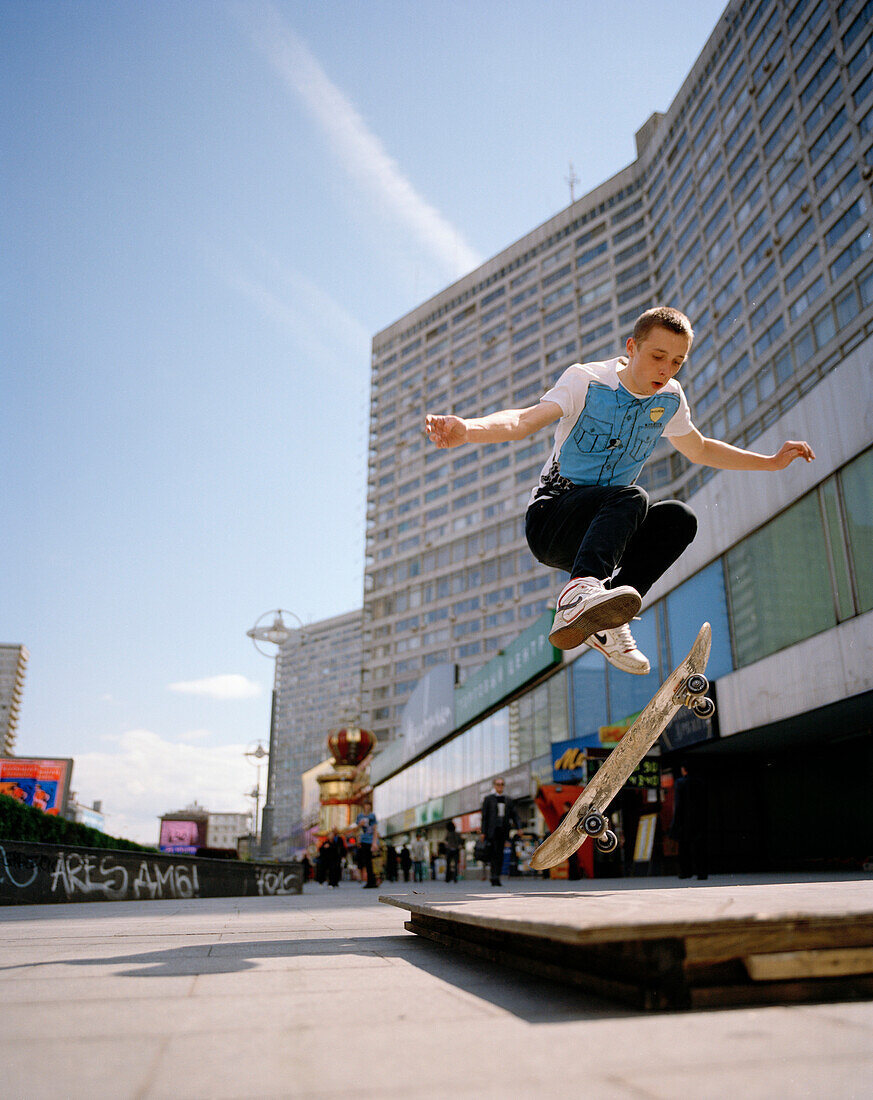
left=381, top=881, right=873, bottom=948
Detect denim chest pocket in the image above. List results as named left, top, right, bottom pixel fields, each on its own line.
left=572, top=414, right=613, bottom=452
left=627, top=426, right=663, bottom=461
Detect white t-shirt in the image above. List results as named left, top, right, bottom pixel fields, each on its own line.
left=528, top=357, right=695, bottom=505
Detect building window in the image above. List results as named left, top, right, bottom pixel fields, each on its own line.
left=840, top=448, right=873, bottom=613
left=726, top=494, right=836, bottom=666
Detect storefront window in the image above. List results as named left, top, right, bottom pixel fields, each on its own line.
left=726, top=494, right=836, bottom=666
left=840, top=448, right=873, bottom=613
left=607, top=610, right=661, bottom=721
left=548, top=671, right=570, bottom=745
left=571, top=650, right=608, bottom=738
left=516, top=694, right=535, bottom=762
left=665, top=560, right=734, bottom=679
left=532, top=682, right=550, bottom=757
left=820, top=476, right=855, bottom=622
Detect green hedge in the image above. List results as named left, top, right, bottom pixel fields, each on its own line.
left=0, top=794, right=156, bottom=852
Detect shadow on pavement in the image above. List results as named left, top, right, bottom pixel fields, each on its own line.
left=1, top=931, right=641, bottom=1024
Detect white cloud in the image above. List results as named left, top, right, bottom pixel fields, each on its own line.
left=216, top=250, right=370, bottom=382
left=242, top=3, right=482, bottom=282
left=73, top=729, right=254, bottom=846
left=167, top=674, right=263, bottom=700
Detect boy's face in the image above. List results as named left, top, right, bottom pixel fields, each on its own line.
left=623, top=326, right=691, bottom=395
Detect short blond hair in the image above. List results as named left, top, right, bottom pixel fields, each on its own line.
left=633, top=306, right=694, bottom=346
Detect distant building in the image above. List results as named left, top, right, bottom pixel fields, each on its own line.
left=271, top=609, right=363, bottom=856
left=68, top=796, right=105, bottom=833
left=206, top=812, right=250, bottom=851
left=0, top=644, right=28, bottom=755
left=158, top=803, right=250, bottom=854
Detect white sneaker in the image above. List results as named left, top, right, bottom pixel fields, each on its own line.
left=586, top=621, right=651, bottom=675
left=548, top=576, right=642, bottom=650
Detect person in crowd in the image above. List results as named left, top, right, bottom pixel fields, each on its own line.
left=444, top=821, right=462, bottom=883
left=352, top=808, right=380, bottom=889
left=480, top=777, right=520, bottom=886
left=670, top=762, right=709, bottom=880
left=400, top=843, right=412, bottom=882
left=410, top=833, right=429, bottom=882
left=384, top=843, right=398, bottom=883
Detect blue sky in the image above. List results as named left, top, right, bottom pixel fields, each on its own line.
left=2, top=0, right=728, bottom=843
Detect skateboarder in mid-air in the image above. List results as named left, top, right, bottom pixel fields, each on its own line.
left=425, top=306, right=815, bottom=675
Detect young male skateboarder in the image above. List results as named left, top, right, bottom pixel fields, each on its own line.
left=425, top=306, right=814, bottom=674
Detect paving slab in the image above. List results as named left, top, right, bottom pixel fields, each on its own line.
left=2, top=873, right=873, bottom=1098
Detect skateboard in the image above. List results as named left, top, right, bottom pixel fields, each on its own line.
left=530, top=621, right=714, bottom=871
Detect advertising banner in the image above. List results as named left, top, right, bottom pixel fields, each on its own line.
left=0, top=757, right=72, bottom=816
left=400, top=663, right=456, bottom=759
left=551, top=735, right=600, bottom=783
left=159, top=819, right=206, bottom=855
left=455, top=610, right=559, bottom=728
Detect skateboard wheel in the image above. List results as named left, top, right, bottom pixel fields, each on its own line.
left=595, top=830, right=619, bottom=854
left=686, top=673, right=709, bottom=696
left=582, top=810, right=606, bottom=837
left=691, top=696, right=715, bottom=719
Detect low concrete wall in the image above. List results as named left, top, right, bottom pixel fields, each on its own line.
left=0, top=839, right=302, bottom=905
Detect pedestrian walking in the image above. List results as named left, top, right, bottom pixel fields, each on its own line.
left=444, top=821, right=462, bottom=883
left=410, top=833, right=429, bottom=882
left=480, top=777, right=520, bottom=886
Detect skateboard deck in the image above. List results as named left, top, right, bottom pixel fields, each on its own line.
left=530, top=621, right=713, bottom=870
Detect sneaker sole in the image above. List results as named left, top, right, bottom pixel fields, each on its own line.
left=549, top=591, right=641, bottom=649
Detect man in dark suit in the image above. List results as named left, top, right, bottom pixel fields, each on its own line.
left=480, top=777, right=520, bottom=886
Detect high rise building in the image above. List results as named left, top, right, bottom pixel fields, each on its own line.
left=363, top=0, right=873, bottom=744
left=0, top=644, right=29, bottom=755
left=271, top=609, right=363, bottom=854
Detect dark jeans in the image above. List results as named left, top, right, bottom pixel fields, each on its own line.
left=525, top=485, right=697, bottom=597
left=359, top=842, right=375, bottom=886
left=488, top=832, right=509, bottom=882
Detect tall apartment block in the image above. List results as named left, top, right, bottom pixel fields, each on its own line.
left=0, top=645, right=29, bottom=755
left=362, top=0, right=873, bottom=745
left=271, top=609, right=362, bottom=854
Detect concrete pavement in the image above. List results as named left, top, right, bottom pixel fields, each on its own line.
left=2, top=872, right=873, bottom=1099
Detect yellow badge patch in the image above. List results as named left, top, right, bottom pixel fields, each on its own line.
left=650, top=407, right=665, bottom=422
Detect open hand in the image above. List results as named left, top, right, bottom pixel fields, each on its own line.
left=770, top=440, right=815, bottom=469
left=425, top=413, right=467, bottom=448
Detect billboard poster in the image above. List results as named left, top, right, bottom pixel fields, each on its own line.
left=159, top=819, right=206, bottom=854
left=0, top=757, right=72, bottom=816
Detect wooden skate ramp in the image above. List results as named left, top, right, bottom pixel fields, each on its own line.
left=381, top=881, right=873, bottom=1011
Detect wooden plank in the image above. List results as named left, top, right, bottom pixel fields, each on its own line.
left=744, top=947, right=873, bottom=981
left=690, top=974, right=873, bottom=1009
left=683, top=918, right=873, bottom=962
left=404, top=914, right=687, bottom=1010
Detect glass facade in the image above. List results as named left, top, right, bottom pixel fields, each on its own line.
left=840, top=446, right=873, bottom=613
left=375, top=446, right=873, bottom=830
left=376, top=708, right=510, bottom=822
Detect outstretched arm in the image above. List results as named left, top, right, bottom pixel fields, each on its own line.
left=425, top=401, right=562, bottom=448
left=671, top=427, right=815, bottom=470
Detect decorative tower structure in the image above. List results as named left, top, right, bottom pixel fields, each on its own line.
left=316, top=727, right=377, bottom=837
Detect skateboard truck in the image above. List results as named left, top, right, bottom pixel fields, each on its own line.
left=575, top=810, right=619, bottom=853
left=673, top=672, right=715, bottom=719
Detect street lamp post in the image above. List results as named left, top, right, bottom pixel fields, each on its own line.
left=244, top=740, right=268, bottom=848
left=246, top=609, right=301, bottom=859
